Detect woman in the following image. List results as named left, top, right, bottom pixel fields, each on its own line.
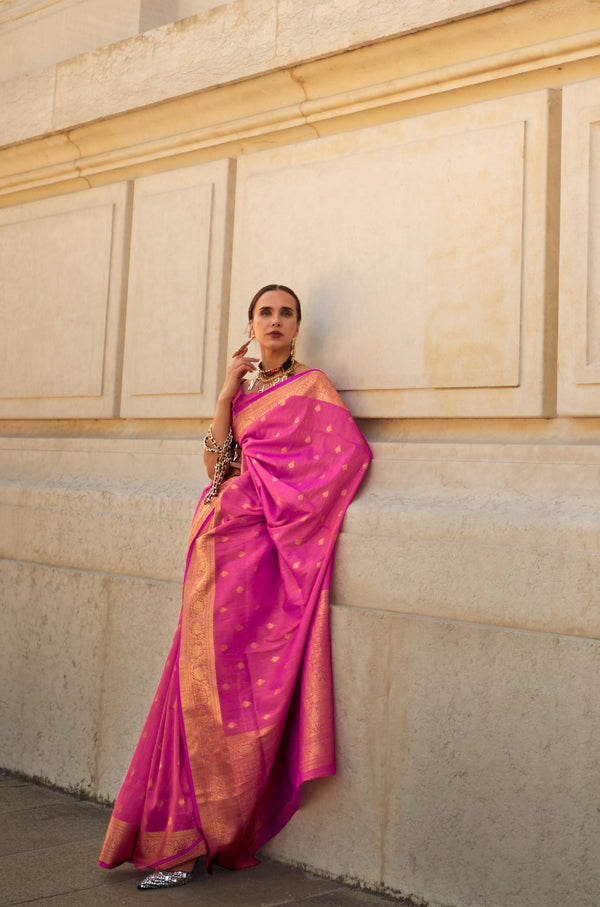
left=99, top=285, right=372, bottom=889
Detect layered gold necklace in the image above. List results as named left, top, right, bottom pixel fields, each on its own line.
left=247, top=354, right=297, bottom=393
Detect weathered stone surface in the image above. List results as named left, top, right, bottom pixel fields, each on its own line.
left=275, top=0, right=524, bottom=65
left=53, top=0, right=279, bottom=130
left=2, top=4, right=600, bottom=907
left=263, top=607, right=600, bottom=907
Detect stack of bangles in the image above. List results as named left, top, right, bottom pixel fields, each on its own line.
left=203, top=426, right=234, bottom=503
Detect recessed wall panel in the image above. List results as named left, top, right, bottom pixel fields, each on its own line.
left=558, top=79, right=600, bottom=415
left=0, top=183, right=129, bottom=418
left=120, top=160, right=233, bottom=418
left=230, top=92, right=555, bottom=417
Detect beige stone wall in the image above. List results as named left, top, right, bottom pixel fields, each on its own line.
left=1, top=2, right=600, bottom=906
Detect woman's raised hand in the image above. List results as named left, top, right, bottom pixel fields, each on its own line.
left=219, top=339, right=258, bottom=400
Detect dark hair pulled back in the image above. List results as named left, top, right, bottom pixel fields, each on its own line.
left=248, top=284, right=302, bottom=322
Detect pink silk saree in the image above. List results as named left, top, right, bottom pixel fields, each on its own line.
left=99, top=369, right=372, bottom=872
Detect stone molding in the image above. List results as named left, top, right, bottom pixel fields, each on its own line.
left=0, top=183, right=130, bottom=419
left=1, top=0, right=599, bottom=207
left=120, top=159, right=235, bottom=418
left=558, top=76, right=600, bottom=416
left=0, top=0, right=524, bottom=74
left=0, top=0, right=79, bottom=26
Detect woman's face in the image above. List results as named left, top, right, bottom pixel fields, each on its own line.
left=250, top=289, right=300, bottom=357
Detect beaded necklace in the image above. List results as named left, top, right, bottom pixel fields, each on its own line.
left=247, top=354, right=297, bottom=393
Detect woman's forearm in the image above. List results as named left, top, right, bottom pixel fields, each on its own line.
left=210, top=392, right=234, bottom=446
left=203, top=339, right=256, bottom=481
left=203, top=392, right=234, bottom=479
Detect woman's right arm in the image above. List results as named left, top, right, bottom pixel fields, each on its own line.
left=204, top=341, right=257, bottom=479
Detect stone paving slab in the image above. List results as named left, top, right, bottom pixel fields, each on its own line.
left=0, top=773, right=410, bottom=907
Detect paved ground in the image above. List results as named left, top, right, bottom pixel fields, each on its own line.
left=0, top=772, right=411, bottom=907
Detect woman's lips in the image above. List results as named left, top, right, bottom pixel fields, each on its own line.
left=267, top=331, right=283, bottom=337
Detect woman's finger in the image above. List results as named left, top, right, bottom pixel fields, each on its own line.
left=231, top=340, right=252, bottom=358
left=229, top=357, right=258, bottom=371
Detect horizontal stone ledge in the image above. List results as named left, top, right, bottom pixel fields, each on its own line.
left=2, top=475, right=598, bottom=643
left=364, top=440, right=600, bottom=497
left=0, top=435, right=208, bottom=482
left=0, top=554, right=181, bottom=587
left=329, top=601, right=600, bottom=644
left=2, top=436, right=600, bottom=488
left=4, top=485, right=598, bottom=578
left=2, top=550, right=599, bottom=647
left=333, top=531, right=600, bottom=641
left=344, top=492, right=600, bottom=552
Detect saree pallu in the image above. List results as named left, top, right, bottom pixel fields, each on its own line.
left=99, top=369, right=372, bottom=872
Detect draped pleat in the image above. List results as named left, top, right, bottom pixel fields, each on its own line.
left=99, top=370, right=371, bottom=871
